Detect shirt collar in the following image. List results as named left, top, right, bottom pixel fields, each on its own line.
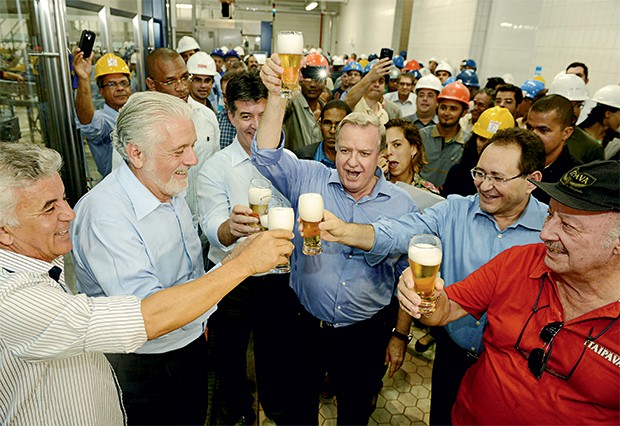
left=116, top=162, right=183, bottom=221
left=472, top=194, right=546, bottom=232
left=0, top=249, right=65, bottom=284
left=327, top=167, right=391, bottom=202
left=102, top=102, right=119, bottom=118
left=430, top=125, right=468, bottom=144
left=229, top=137, right=252, bottom=167
left=313, top=141, right=336, bottom=168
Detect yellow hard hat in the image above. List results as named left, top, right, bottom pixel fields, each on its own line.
left=94, top=53, right=130, bottom=81
left=472, top=106, right=515, bottom=139
left=358, top=58, right=369, bottom=69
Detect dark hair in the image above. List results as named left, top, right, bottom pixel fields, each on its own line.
left=320, top=99, right=352, bottom=120
left=225, top=70, right=268, bottom=115
left=481, top=127, right=546, bottom=175
left=396, top=73, right=415, bottom=84
left=474, top=88, right=495, bottom=106
left=579, top=103, right=620, bottom=129
left=385, top=118, right=428, bottom=174
left=529, top=94, right=575, bottom=129
left=566, top=62, right=589, bottom=80
left=485, top=77, right=505, bottom=90
left=495, top=84, right=523, bottom=106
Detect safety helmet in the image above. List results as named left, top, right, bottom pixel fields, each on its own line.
left=186, top=51, right=217, bottom=76
left=435, top=62, right=453, bottom=76
left=389, top=67, right=401, bottom=80
left=210, top=48, right=225, bottom=58
left=332, top=55, right=345, bottom=66
left=456, top=69, right=480, bottom=88
left=177, top=36, right=200, bottom=54
left=404, top=59, right=421, bottom=72
left=428, top=56, right=439, bottom=65
left=520, top=79, right=545, bottom=100
left=438, top=81, right=470, bottom=107
left=306, top=52, right=329, bottom=69
left=400, top=50, right=407, bottom=59
left=443, top=76, right=456, bottom=86
left=233, top=45, right=245, bottom=56
left=392, top=55, right=405, bottom=69
left=472, top=106, right=515, bottom=139
left=358, top=59, right=369, bottom=69
left=464, top=59, right=477, bottom=70
left=130, top=53, right=137, bottom=65
left=591, top=84, right=620, bottom=109
left=363, top=59, right=378, bottom=75
left=547, top=74, right=587, bottom=101
left=224, top=50, right=240, bottom=60
left=368, top=53, right=378, bottom=61
left=94, top=53, right=130, bottom=81
left=408, top=69, right=422, bottom=81
left=415, top=74, right=443, bottom=93
left=342, top=61, right=363, bottom=74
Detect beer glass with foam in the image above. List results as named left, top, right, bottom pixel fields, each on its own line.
left=277, top=31, right=303, bottom=98
left=248, top=177, right=271, bottom=230
left=298, top=193, right=323, bottom=255
left=408, top=234, right=442, bottom=315
left=267, top=198, right=295, bottom=273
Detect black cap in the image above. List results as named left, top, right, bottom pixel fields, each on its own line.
left=530, top=160, right=619, bottom=211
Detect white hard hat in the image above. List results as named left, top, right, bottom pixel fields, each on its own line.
left=435, top=62, right=452, bottom=76
left=177, top=36, right=200, bottom=54
left=332, top=55, right=345, bottom=66
left=130, top=53, right=137, bottom=65
left=233, top=45, right=245, bottom=56
left=186, top=51, right=217, bottom=76
left=501, top=73, right=515, bottom=84
left=591, top=84, right=620, bottom=109
left=428, top=56, right=439, bottom=64
left=548, top=74, right=588, bottom=101
left=221, top=46, right=229, bottom=54
left=415, top=74, right=443, bottom=93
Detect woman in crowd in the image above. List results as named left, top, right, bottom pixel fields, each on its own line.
left=579, top=84, right=620, bottom=158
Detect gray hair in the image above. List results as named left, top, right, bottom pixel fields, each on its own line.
left=335, top=112, right=386, bottom=149
left=112, top=91, right=194, bottom=161
left=0, top=143, right=62, bottom=227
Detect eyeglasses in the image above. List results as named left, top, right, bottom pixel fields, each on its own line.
left=470, top=168, right=524, bottom=185
left=154, top=74, right=191, bottom=87
left=321, top=120, right=342, bottom=130
left=514, top=277, right=619, bottom=380
left=102, top=80, right=130, bottom=89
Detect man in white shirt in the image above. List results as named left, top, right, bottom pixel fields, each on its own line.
left=384, top=73, right=417, bottom=117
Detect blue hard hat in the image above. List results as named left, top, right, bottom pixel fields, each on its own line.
left=400, top=50, right=407, bottom=59
left=210, top=48, right=224, bottom=58
left=464, top=59, right=477, bottom=70
left=456, top=69, right=480, bottom=88
left=224, top=50, right=240, bottom=59
left=342, top=61, right=363, bottom=74
left=392, top=55, right=405, bottom=69
left=408, top=70, right=422, bottom=80
left=521, top=79, right=545, bottom=99
left=368, top=53, right=378, bottom=61
left=363, top=59, right=379, bottom=74
left=443, top=76, right=456, bottom=86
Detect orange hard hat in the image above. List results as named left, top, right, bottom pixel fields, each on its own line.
left=404, top=59, right=421, bottom=71
left=305, top=52, right=329, bottom=69
left=437, top=81, right=470, bottom=107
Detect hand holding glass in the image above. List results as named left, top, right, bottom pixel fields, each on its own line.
left=267, top=202, right=295, bottom=273
left=277, top=31, right=303, bottom=99
left=299, top=193, right=323, bottom=255
left=408, top=234, right=442, bottom=316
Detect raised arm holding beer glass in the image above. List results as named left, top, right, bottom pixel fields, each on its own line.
left=251, top=53, right=420, bottom=425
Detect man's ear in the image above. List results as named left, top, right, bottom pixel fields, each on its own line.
left=125, top=143, right=145, bottom=169
left=525, top=170, right=543, bottom=194
left=0, top=226, right=13, bottom=248
left=145, top=77, right=156, bottom=92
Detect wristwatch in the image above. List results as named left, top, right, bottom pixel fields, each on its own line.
left=391, top=328, right=413, bottom=343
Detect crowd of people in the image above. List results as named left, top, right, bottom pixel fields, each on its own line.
left=1, top=32, right=619, bottom=426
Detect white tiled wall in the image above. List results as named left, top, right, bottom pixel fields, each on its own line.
left=333, top=0, right=397, bottom=56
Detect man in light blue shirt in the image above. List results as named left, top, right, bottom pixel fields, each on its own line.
left=319, top=127, right=549, bottom=425
left=253, top=55, right=420, bottom=425
left=197, top=71, right=292, bottom=425
left=71, top=92, right=214, bottom=426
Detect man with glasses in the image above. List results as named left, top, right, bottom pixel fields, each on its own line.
left=526, top=94, right=583, bottom=204
left=317, top=127, right=548, bottom=425
left=384, top=73, right=417, bottom=117
left=398, top=160, right=619, bottom=424
left=146, top=47, right=219, bottom=224
left=294, top=99, right=352, bottom=168
left=73, top=51, right=131, bottom=177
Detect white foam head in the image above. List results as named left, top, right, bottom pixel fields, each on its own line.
left=268, top=207, right=295, bottom=231
left=408, top=243, right=442, bottom=266
left=248, top=187, right=272, bottom=205
left=298, top=193, right=324, bottom=222
left=277, top=31, right=303, bottom=54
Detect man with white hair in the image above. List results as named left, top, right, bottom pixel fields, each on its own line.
left=0, top=130, right=293, bottom=424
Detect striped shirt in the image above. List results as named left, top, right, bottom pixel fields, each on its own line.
left=0, top=250, right=147, bottom=425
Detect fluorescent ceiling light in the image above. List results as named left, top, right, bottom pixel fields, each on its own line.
left=306, top=2, right=318, bottom=11
left=176, top=4, right=192, bottom=9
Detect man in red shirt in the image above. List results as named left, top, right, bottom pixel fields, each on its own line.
left=398, top=160, right=620, bottom=424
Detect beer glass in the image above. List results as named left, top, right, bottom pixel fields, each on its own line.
left=277, top=31, right=303, bottom=99
left=248, top=177, right=272, bottom=230
left=298, top=193, right=323, bottom=255
left=267, top=197, right=295, bottom=273
left=408, top=234, right=442, bottom=316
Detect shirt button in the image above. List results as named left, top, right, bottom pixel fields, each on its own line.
left=348, top=255, right=352, bottom=259
left=498, top=234, right=503, bottom=239
left=342, top=281, right=346, bottom=286
left=471, top=347, right=476, bottom=352
left=337, top=306, right=341, bottom=310
left=475, top=321, right=480, bottom=326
